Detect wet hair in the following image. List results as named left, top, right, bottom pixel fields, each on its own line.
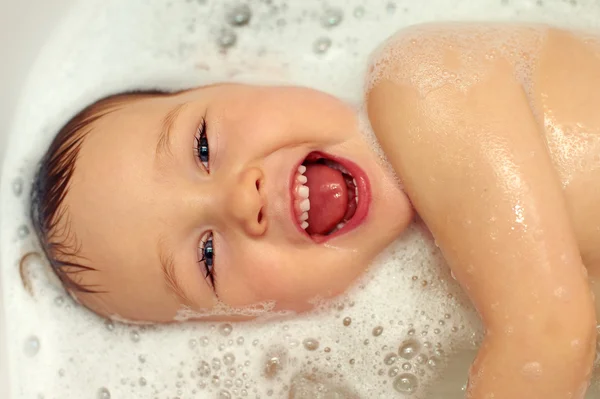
left=30, top=89, right=170, bottom=294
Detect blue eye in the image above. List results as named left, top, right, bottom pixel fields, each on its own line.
left=195, top=117, right=210, bottom=170
left=199, top=233, right=216, bottom=288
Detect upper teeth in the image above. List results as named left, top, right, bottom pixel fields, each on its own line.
left=296, top=165, right=310, bottom=230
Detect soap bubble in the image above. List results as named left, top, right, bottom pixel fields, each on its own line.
left=321, top=8, right=344, bottom=28
left=384, top=353, right=397, bottom=365
left=104, top=320, right=115, bottom=331
left=313, top=37, right=332, bottom=54
left=226, top=4, right=252, bottom=26
left=353, top=6, right=365, bottom=18
left=130, top=331, right=140, bottom=343
left=302, top=338, right=319, bottom=351
left=217, top=30, right=237, bottom=49
left=223, top=353, right=235, bottom=366
left=12, top=177, right=23, bottom=196
left=24, top=336, right=40, bottom=357
left=393, top=373, right=418, bottom=394
left=219, top=389, right=232, bottom=399
left=399, top=339, right=421, bottom=360
left=17, top=225, right=30, bottom=239
left=219, top=323, right=233, bottom=336
left=97, top=387, right=111, bottom=399
left=197, top=360, right=211, bottom=377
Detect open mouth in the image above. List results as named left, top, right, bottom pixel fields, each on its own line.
left=290, top=151, right=371, bottom=242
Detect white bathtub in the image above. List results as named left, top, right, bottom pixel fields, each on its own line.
left=0, top=2, right=75, bottom=397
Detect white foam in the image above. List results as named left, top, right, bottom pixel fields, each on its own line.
left=2, top=0, right=600, bottom=398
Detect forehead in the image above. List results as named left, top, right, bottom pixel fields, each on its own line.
left=64, top=96, right=171, bottom=278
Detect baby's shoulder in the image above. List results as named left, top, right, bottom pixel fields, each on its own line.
left=366, top=22, right=553, bottom=96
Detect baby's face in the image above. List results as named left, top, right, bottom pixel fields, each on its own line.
left=62, top=84, right=412, bottom=322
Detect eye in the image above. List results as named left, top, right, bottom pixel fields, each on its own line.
left=199, top=232, right=216, bottom=288
left=195, top=117, right=210, bottom=171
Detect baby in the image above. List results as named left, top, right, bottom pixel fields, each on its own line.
left=29, top=23, right=600, bottom=399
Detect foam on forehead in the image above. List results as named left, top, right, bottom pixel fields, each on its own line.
left=3, top=0, right=600, bottom=398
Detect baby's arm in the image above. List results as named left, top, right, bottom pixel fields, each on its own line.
left=367, top=33, right=596, bottom=398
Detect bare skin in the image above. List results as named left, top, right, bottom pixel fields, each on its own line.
left=58, top=84, right=413, bottom=322
left=367, top=24, right=599, bottom=399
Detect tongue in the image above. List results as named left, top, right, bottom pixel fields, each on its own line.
left=304, top=164, right=348, bottom=235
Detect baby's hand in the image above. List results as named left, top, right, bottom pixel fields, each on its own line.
left=366, top=26, right=596, bottom=399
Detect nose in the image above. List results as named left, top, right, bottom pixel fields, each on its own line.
left=226, top=166, right=267, bottom=237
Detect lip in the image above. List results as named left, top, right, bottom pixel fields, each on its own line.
left=289, top=151, right=372, bottom=243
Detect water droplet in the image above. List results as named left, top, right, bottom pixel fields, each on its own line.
left=226, top=4, right=252, bottom=26
left=212, top=358, right=222, bottom=371
left=212, top=375, right=221, bottom=387
left=97, top=387, right=111, bottom=399
left=139, top=377, right=147, bottom=386
left=54, top=296, right=64, bottom=307
left=313, top=37, right=332, bottom=54
left=219, top=389, right=232, bottom=399
left=402, top=362, right=412, bottom=371
left=384, top=353, right=397, bottom=365
left=223, top=353, right=235, bottom=366
left=399, top=340, right=421, bottom=360
left=24, top=336, right=40, bottom=357
left=236, top=336, right=244, bottom=345
left=18, top=225, right=30, bottom=239
left=434, top=328, right=441, bottom=334
left=349, top=358, right=355, bottom=365
left=386, top=2, right=397, bottom=13
left=321, top=8, right=343, bottom=28
left=58, top=369, right=65, bottom=377
left=342, top=317, right=352, bottom=326
left=189, top=339, right=197, bottom=349
left=130, top=331, right=140, bottom=343
left=372, top=326, right=384, bottom=337
left=200, top=336, right=209, bottom=346
left=353, top=6, right=365, bottom=18
left=12, top=177, right=23, bottom=196
left=393, top=373, right=419, bottom=394
left=302, top=338, right=319, bottom=351
left=219, top=323, right=233, bottom=336
left=217, top=30, right=237, bottom=49
left=407, top=328, right=415, bottom=336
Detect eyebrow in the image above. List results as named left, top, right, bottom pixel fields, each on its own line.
left=155, top=102, right=188, bottom=162
left=157, top=237, right=194, bottom=306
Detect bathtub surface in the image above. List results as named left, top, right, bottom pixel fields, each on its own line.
left=0, top=1, right=76, bottom=397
